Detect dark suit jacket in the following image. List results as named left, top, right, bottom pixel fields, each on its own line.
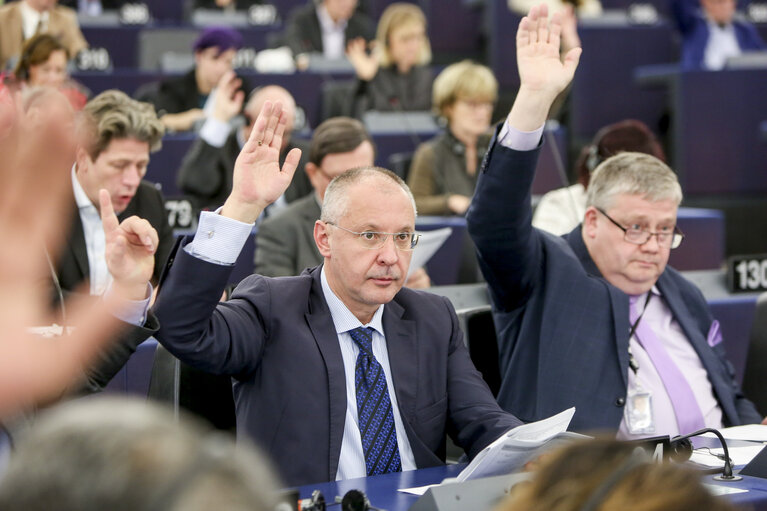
left=466, top=132, right=761, bottom=432
left=177, top=131, right=311, bottom=212
left=152, top=240, right=522, bottom=486
left=57, top=180, right=175, bottom=292
left=254, top=193, right=321, bottom=277
left=281, top=3, right=374, bottom=56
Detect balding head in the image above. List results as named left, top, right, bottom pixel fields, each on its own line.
left=243, top=86, right=296, bottom=149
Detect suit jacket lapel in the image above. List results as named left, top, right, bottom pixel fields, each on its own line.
left=304, top=267, right=347, bottom=481
left=565, top=226, right=631, bottom=386
left=67, top=207, right=90, bottom=285
left=381, top=299, right=418, bottom=426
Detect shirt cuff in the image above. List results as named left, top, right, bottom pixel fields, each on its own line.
left=105, top=283, right=153, bottom=326
left=185, top=209, right=254, bottom=265
left=498, top=119, right=544, bottom=151
left=199, top=116, right=231, bottom=148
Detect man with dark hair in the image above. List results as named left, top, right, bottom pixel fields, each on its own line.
left=150, top=26, right=248, bottom=132
left=148, top=101, right=521, bottom=486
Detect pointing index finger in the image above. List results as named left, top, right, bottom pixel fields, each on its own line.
left=99, top=189, right=119, bottom=235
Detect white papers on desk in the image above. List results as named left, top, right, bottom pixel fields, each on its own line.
left=701, top=425, right=767, bottom=442
left=690, top=445, right=766, bottom=468
left=455, top=407, right=578, bottom=482
left=406, top=228, right=452, bottom=279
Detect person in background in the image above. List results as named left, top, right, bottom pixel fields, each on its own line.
left=57, top=89, right=173, bottom=295
left=499, top=438, right=736, bottom=511
left=533, top=119, right=666, bottom=236
left=407, top=60, right=497, bottom=217
left=0, top=0, right=88, bottom=71
left=346, top=2, right=432, bottom=116
left=5, top=34, right=87, bottom=109
left=150, top=26, right=248, bottom=133
left=671, top=0, right=766, bottom=70
left=281, top=0, right=374, bottom=59
left=178, top=83, right=311, bottom=214
left=0, top=397, right=281, bottom=511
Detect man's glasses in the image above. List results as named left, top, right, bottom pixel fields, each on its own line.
left=596, top=208, right=684, bottom=249
left=326, top=222, right=421, bottom=251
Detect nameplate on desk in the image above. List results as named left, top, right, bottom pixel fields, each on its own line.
left=726, top=254, right=767, bottom=293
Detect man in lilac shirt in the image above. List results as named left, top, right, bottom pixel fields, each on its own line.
left=467, top=4, right=764, bottom=438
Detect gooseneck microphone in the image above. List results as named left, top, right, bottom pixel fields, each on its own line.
left=671, top=427, right=742, bottom=481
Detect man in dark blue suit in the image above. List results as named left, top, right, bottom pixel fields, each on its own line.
left=467, top=5, right=763, bottom=438
left=151, top=101, right=522, bottom=487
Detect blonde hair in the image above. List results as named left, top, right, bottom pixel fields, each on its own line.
left=432, top=60, right=498, bottom=117
left=376, top=3, right=431, bottom=68
left=80, top=90, right=164, bottom=160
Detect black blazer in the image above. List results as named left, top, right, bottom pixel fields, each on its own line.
left=57, top=180, right=174, bottom=293
left=281, top=2, right=374, bottom=55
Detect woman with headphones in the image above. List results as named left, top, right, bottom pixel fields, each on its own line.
left=5, top=34, right=87, bottom=110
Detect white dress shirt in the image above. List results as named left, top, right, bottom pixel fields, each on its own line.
left=72, top=167, right=111, bottom=296
left=704, top=20, right=741, bottom=70
left=316, top=4, right=347, bottom=59
left=20, top=1, right=50, bottom=40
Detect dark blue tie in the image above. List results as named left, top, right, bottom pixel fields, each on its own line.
left=348, top=327, right=402, bottom=476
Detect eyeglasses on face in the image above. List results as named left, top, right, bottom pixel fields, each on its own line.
left=325, top=222, right=420, bottom=251
left=596, top=208, right=684, bottom=249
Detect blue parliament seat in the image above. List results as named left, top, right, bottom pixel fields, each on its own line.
left=669, top=207, right=725, bottom=271
left=667, top=68, right=767, bottom=196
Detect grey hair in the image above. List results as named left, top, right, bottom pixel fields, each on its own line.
left=0, top=397, right=280, bottom=511
left=586, top=152, right=683, bottom=211
left=320, top=166, right=417, bottom=224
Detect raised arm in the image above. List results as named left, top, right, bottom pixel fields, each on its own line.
left=221, top=101, right=302, bottom=223
left=467, top=4, right=580, bottom=311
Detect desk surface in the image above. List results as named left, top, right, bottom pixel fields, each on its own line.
left=294, top=464, right=767, bottom=511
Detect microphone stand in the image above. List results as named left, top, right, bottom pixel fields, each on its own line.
left=671, top=427, right=742, bottom=481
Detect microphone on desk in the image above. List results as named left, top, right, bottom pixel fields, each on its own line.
left=670, top=427, right=742, bottom=482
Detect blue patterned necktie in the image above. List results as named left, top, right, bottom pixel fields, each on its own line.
left=348, top=327, right=402, bottom=476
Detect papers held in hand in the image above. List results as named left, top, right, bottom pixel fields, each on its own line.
left=455, top=407, right=583, bottom=482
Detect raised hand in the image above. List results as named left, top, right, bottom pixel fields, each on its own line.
left=211, top=70, right=245, bottom=123
left=222, top=100, right=302, bottom=223
left=346, top=37, right=379, bottom=81
left=0, top=90, right=123, bottom=417
left=100, top=190, right=156, bottom=301
left=509, top=4, right=582, bottom=131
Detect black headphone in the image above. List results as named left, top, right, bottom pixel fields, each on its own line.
left=579, top=448, right=650, bottom=511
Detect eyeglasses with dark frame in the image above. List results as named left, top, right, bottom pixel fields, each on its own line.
left=596, top=208, right=684, bottom=249
left=325, top=222, right=421, bottom=251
